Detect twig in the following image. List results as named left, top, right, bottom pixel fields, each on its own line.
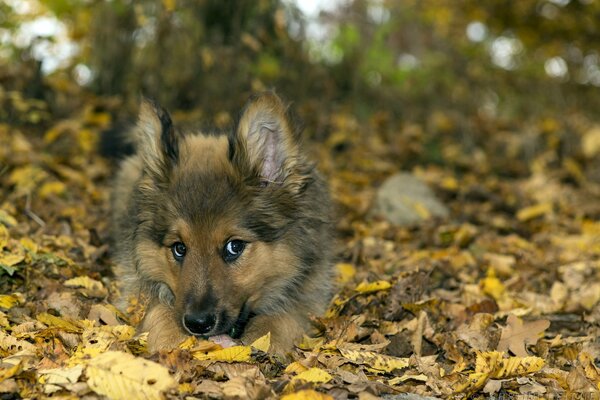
left=25, top=192, right=46, bottom=227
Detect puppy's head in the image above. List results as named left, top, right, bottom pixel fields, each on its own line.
left=133, top=92, right=312, bottom=338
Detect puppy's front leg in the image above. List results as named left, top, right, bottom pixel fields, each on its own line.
left=141, top=302, right=188, bottom=352
left=241, top=313, right=306, bottom=356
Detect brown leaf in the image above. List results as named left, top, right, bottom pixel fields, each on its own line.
left=497, top=315, right=550, bottom=357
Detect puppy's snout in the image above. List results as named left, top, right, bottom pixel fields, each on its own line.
left=183, top=311, right=216, bottom=335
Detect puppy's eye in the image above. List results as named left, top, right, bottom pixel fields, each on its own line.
left=223, top=240, right=245, bottom=263
left=171, top=242, right=187, bottom=262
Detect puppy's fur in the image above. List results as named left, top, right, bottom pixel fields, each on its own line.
left=110, top=92, right=333, bottom=354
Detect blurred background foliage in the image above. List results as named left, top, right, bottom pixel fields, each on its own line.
left=2, top=0, right=600, bottom=178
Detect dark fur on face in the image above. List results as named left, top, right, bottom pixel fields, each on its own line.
left=110, top=92, right=334, bottom=353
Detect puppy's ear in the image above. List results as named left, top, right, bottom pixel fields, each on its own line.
left=232, top=91, right=299, bottom=185
left=135, top=99, right=179, bottom=179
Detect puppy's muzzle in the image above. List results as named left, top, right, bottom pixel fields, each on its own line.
left=183, top=311, right=216, bottom=335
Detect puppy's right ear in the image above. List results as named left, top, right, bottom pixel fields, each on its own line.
left=135, top=99, right=179, bottom=179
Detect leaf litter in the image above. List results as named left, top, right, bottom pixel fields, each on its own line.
left=1, top=97, right=600, bottom=399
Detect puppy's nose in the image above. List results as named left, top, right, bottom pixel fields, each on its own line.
left=183, top=312, right=216, bottom=335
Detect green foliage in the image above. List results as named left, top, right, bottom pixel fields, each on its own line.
left=1, top=0, right=599, bottom=170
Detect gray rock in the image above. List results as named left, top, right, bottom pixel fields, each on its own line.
left=372, top=173, right=449, bottom=226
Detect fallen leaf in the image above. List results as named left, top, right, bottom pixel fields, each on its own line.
left=0, top=360, right=22, bottom=383
left=64, top=276, right=108, bottom=298
left=455, top=351, right=545, bottom=395
left=0, top=294, right=22, bottom=310
left=355, top=280, right=391, bottom=294
left=336, top=263, right=356, bottom=283
left=281, top=389, right=333, bottom=400
left=480, top=268, right=505, bottom=301
left=38, top=365, right=83, bottom=394
left=285, top=361, right=309, bottom=374
left=497, top=315, right=550, bottom=357
left=251, top=332, right=271, bottom=353
left=36, top=313, right=82, bottom=333
left=86, top=351, right=176, bottom=400
left=292, top=368, right=333, bottom=383
left=194, top=345, right=252, bottom=362
left=516, top=203, right=552, bottom=222
left=338, top=348, right=409, bottom=373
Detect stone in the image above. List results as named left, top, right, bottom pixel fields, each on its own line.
left=372, top=173, right=449, bottom=226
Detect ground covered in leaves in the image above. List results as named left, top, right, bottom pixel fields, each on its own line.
left=2, top=94, right=600, bottom=399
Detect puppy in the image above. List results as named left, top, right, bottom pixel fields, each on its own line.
left=110, top=92, right=333, bottom=354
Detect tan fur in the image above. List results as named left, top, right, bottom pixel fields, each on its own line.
left=110, top=92, right=334, bottom=356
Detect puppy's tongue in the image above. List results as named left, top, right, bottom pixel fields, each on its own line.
left=209, top=334, right=238, bottom=348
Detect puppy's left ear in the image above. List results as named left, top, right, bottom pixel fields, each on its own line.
left=232, top=91, right=300, bottom=185
left=136, top=98, right=179, bottom=180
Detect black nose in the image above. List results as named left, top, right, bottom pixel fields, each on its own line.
left=183, top=312, right=216, bottom=335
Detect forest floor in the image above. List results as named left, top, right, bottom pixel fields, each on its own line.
left=1, top=92, right=600, bottom=399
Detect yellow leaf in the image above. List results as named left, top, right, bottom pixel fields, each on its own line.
left=455, top=351, right=544, bottom=395
left=193, top=345, right=251, bottom=362
left=110, top=325, right=136, bottom=341
left=0, top=253, right=24, bottom=268
left=388, top=373, right=428, bottom=385
left=19, top=237, right=38, bottom=254
left=0, top=209, right=17, bottom=227
left=338, top=348, right=409, bottom=373
left=178, top=336, right=198, bottom=350
left=325, top=295, right=349, bottom=318
left=335, top=263, right=356, bottom=283
left=516, top=203, right=552, bottom=222
left=162, top=0, right=176, bottom=12
left=178, top=382, right=194, bottom=394
left=38, top=181, right=66, bottom=199
left=582, top=126, right=600, bottom=158
left=0, top=294, right=21, bottom=309
left=69, top=346, right=105, bottom=366
left=296, top=335, right=325, bottom=350
left=285, top=361, right=309, bottom=375
left=86, top=351, right=176, bottom=400
left=0, top=225, right=8, bottom=249
left=36, top=312, right=82, bottom=333
left=38, top=365, right=83, bottom=394
left=64, top=276, right=108, bottom=298
left=441, top=176, right=459, bottom=191
left=83, top=109, right=112, bottom=128
left=355, top=280, right=391, bottom=294
left=8, top=165, right=47, bottom=195
left=0, top=311, right=8, bottom=327
left=251, top=332, right=271, bottom=352
left=0, top=359, right=22, bottom=383
left=488, top=354, right=544, bottom=379
left=281, top=389, right=333, bottom=400
left=292, top=368, right=332, bottom=384
left=480, top=268, right=505, bottom=300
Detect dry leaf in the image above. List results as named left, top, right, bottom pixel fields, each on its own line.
left=0, top=294, right=22, bottom=310
left=292, top=368, right=333, bottom=384
left=251, top=332, right=271, bottom=352
left=86, top=351, right=176, bottom=400
left=194, top=345, right=252, bottom=362
left=516, top=203, right=552, bottom=221
left=36, top=313, right=82, bottom=333
left=338, top=348, right=409, bottom=373
left=497, top=314, right=550, bottom=357
left=281, top=389, right=333, bottom=400
left=38, top=365, right=83, bottom=394
left=64, top=276, right=108, bottom=298
left=355, top=280, right=391, bottom=293
left=336, top=263, right=356, bottom=283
